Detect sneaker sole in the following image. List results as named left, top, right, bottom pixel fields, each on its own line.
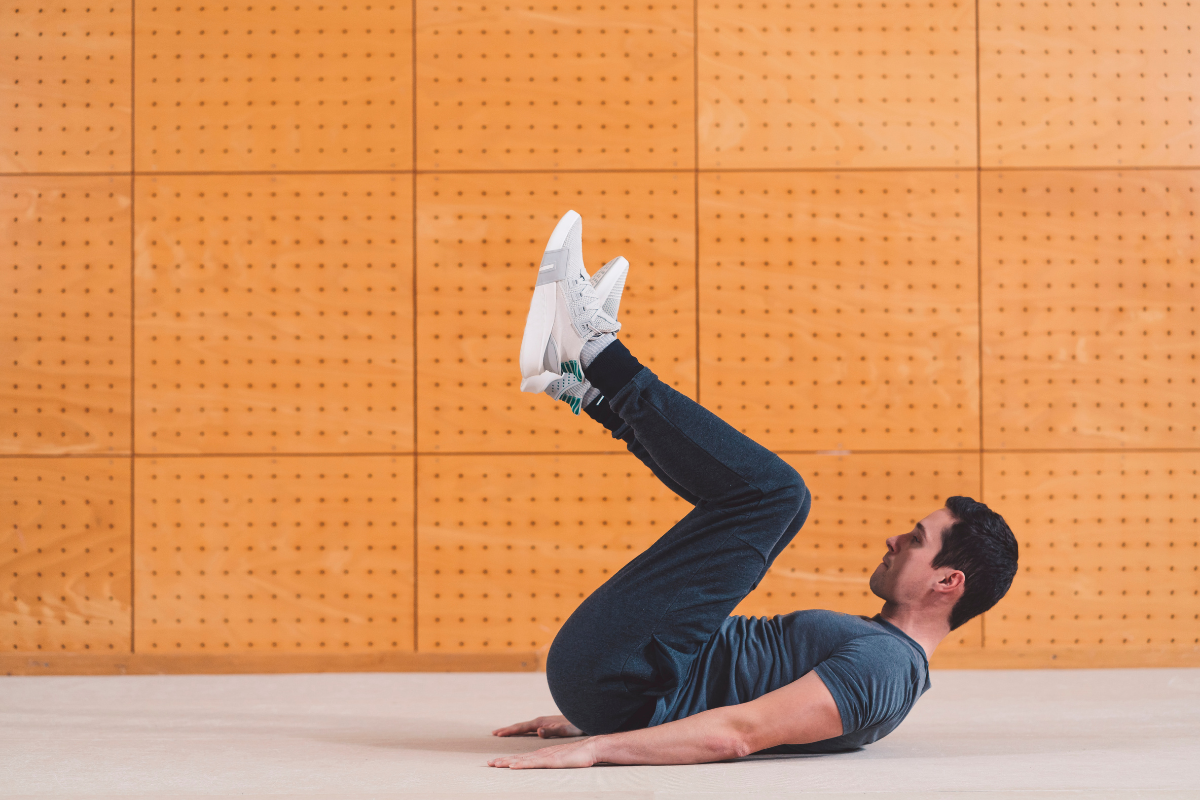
left=519, top=210, right=581, bottom=393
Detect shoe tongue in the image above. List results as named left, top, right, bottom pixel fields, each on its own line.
left=590, top=308, right=619, bottom=331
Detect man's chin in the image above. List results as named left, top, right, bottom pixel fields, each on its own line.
left=867, top=568, right=886, bottom=600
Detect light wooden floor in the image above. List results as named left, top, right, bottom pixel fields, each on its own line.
left=2, top=669, right=1198, bottom=797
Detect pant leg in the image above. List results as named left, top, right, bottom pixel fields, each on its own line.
left=545, top=347, right=811, bottom=736
left=588, top=393, right=804, bottom=569
left=585, top=396, right=699, bottom=505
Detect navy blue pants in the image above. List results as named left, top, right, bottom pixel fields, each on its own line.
left=544, top=342, right=812, bottom=735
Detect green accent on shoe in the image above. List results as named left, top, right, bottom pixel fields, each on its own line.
left=560, top=359, right=584, bottom=383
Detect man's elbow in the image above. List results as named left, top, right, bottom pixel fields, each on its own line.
left=715, top=731, right=755, bottom=760
left=730, top=736, right=756, bottom=759
left=696, top=730, right=749, bottom=761
left=716, top=708, right=764, bottom=759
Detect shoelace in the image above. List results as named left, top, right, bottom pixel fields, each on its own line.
left=570, top=273, right=620, bottom=336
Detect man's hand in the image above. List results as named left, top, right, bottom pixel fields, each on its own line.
left=491, top=714, right=585, bottom=739
left=486, top=736, right=601, bottom=769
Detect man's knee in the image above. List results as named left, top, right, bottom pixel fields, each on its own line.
left=766, top=460, right=810, bottom=516
left=545, top=617, right=606, bottom=702
left=545, top=627, right=581, bottom=696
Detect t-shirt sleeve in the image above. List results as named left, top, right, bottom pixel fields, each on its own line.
left=811, top=635, right=920, bottom=736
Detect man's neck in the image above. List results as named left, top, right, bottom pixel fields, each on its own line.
left=877, top=603, right=951, bottom=659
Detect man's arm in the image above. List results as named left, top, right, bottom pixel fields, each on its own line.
left=592, top=670, right=844, bottom=764
left=589, top=705, right=747, bottom=765
left=487, top=670, right=844, bottom=768
left=487, top=705, right=744, bottom=769
left=721, top=669, right=844, bottom=755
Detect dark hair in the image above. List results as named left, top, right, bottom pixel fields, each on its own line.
left=934, top=496, right=1019, bottom=631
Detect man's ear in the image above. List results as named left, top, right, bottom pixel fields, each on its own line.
left=935, top=569, right=965, bottom=594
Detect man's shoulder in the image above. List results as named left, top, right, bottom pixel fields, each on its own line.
left=788, top=610, right=927, bottom=670
left=784, top=608, right=882, bottom=632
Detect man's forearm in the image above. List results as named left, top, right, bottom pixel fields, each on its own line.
left=589, top=707, right=747, bottom=766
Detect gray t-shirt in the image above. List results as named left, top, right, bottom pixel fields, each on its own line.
left=646, top=610, right=931, bottom=754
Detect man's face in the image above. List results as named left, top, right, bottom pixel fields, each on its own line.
left=868, top=507, right=958, bottom=605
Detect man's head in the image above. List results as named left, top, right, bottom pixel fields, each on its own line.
left=869, top=496, right=1018, bottom=631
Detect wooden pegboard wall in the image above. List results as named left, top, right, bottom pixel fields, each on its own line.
left=2, top=2, right=131, bottom=173
left=134, top=172, right=414, bottom=453
left=134, top=455, right=413, bottom=653
left=698, top=0, right=976, bottom=169
left=417, top=0, right=693, bottom=171
left=983, top=169, right=1199, bottom=450
left=979, top=0, right=1200, bottom=167
left=700, top=169, right=979, bottom=453
left=0, top=458, right=130, bottom=653
left=1, top=177, right=132, bottom=455
left=2, top=0, right=1199, bottom=669
left=134, top=1, right=413, bottom=172
left=987, top=452, right=1199, bottom=651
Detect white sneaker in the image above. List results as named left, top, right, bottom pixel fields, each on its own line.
left=543, top=256, right=628, bottom=413
left=519, top=210, right=621, bottom=395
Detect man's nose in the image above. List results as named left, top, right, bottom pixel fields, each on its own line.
left=884, top=535, right=898, bottom=553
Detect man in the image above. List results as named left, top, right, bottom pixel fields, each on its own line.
left=486, top=211, right=1019, bottom=769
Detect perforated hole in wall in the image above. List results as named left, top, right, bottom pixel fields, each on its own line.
left=134, top=455, right=414, bottom=653
left=987, top=452, right=1200, bottom=650
left=699, top=0, right=975, bottom=169
left=417, top=0, right=693, bottom=170
left=135, top=0, right=413, bottom=172
left=0, top=457, right=130, bottom=652
left=983, top=169, right=1200, bottom=450
left=699, top=170, right=979, bottom=453
left=1, top=2, right=131, bottom=173
left=135, top=173, right=414, bottom=454
left=1, top=177, right=131, bottom=455
left=417, top=171, right=696, bottom=452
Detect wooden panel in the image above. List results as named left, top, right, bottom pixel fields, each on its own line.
left=985, top=452, right=1200, bottom=652
left=980, top=0, right=1200, bottom=167
left=415, top=0, right=693, bottom=171
left=134, top=173, right=413, bottom=454
left=417, top=453, right=690, bottom=653
left=735, top=453, right=984, bottom=653
left=699, top=170, right=979, bottom=452
left=0, top=0, right=131, bottom=173
left=982, top=170, right=1200, bottom=450
left=133, top=0, right=413, bottom=172
left=698, top=0, right=976, bottom=170
left=416, top=171, right=696, bottom=452
left=133, top=455, right=414, bottom=653
left=0, top=457, right=131, bottom=654
left=0, top=176, right=132, bottom=455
